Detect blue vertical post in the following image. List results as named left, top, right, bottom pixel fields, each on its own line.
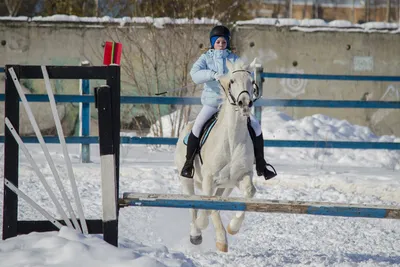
left=254, top=65, right=263, bottom=124
left=80, top=61, right=90, bottom=163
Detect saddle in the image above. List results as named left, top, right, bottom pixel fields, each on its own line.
left=183, top=112, right=255, bottom=160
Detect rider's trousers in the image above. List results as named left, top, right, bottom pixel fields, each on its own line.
left=191, top=105, right=262, bottom=138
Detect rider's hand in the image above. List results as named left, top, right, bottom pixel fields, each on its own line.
left=214, top=72, right=223, bottom=81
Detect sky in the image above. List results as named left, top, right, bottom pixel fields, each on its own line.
left=0, top=107, right=399, bottom=266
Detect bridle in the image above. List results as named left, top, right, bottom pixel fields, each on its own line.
left=219, top=70, right=261, bottom=108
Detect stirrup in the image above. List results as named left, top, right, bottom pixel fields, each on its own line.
left=181, top=161, right=195, bottom=178
left=257, top=163, right=277, bottom=180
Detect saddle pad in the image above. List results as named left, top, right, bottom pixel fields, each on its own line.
left=183, top=119, right=217, bottom=148
left=183, top=115, right=256, bottom=151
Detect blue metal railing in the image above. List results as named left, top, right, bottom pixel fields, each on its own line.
left=262, top=72, right=400, bottom=82
left=79, top=76, right=90, bottom=162
left=1, top=67, right=399, bottom=154
left=0, top=94, right=398, bottom=150
left=0, top=136, right=398, bottom=150
left=0, top=94, right=398, bottom=109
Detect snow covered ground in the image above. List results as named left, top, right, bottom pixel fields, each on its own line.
left=0, top=108, right=399, bottom=266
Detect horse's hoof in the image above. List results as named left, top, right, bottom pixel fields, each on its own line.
left=190, top=235, right=202, bottom=245
left=227, top=224, right=239, bottom=235
left=216, top=242, right=228, bottom=252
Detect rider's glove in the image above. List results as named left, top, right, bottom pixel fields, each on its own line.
left=213, top=72, right=223, bottom=81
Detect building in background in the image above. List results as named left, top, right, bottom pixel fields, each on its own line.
left=250, top=0, right=400, bottom=23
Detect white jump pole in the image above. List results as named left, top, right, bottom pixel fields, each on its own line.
left=5, top=179, right=64, bottom=230
left=8, top=67, right=82, bottom=233
left=5, top=118, right=73, bottom=229
left=41, top=66, right=88, bottom=234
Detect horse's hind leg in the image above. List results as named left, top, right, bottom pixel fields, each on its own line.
left=227, top=174, right=256, bottom=235
left=181, top=177, right=202, bottom=245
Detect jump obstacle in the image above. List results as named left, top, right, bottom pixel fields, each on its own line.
left=2, top=64, right=121, bottom=246
left=2, top=64, right=400, bottom=249
left=95, top=65, right=400, bottom=245
left=120, top=193, right=400, bottom=219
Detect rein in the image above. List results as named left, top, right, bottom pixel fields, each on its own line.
left=219, top=69, right=260, bottom=108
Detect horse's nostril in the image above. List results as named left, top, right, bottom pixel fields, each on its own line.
left=238, top=100, right=243, bottom=106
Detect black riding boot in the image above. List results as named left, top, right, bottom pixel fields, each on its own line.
left=253, top=134, right=277, bottom=180
left=181, top=131, right=200, bottom=178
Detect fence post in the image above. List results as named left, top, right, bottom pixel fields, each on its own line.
left=79, top=61, right=90, bottom=163
left=95, top=85, right=118, bottom=247
left=254, top=64, right=264, bottom=124
left=2, top=65, right=20, bottom=240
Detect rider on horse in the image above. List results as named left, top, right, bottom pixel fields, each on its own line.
left=180, top=25, right=276, bottom=180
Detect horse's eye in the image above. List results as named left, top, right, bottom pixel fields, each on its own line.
left=230, top=79, right=234, bottom=84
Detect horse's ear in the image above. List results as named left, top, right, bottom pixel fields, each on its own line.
left=249, top=58, right=259, bottom=69
left=233, top=59, right=249, bottom=72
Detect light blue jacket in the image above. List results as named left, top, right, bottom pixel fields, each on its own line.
left=190, top=49, right=239, bottom=107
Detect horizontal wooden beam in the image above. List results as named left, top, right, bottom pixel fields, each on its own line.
left=121, top=193, right=400, bottom=220
left=4, top=65, right=114, bottom=79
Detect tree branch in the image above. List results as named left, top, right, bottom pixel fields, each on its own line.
left=5, top=0, right=23, bottom=16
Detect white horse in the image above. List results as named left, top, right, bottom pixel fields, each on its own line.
left=175, top=59, right=259, bottom=252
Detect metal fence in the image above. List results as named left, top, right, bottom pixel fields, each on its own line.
left=1, top=66, right=399, bottom=163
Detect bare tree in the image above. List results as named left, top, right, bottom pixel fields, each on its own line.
left=313, top=0, right=319, bottom=18
left=41, top=0, right=96, bottom=16
left=397, top=0, right=400, bottom=23
left=0, top=0, right=41, bottom=17
left=101, top=0, right=251, bottom=23
left=288, top=0, right=293, bottom=18
left=386, top=0, right=391, bottom=21
left=302, top=0, right=308, bottom=19
left=100, top=21, right=204, bottom=138
left=364, top=0, right=370, bottom=22
left=4, top=0, right=23, bottom=16
left=94, top=0, right=251, bottom=138
left=94, top=0, right=99, bottom=16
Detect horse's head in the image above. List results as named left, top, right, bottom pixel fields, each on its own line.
left=218, top=59, right=260, bottom=117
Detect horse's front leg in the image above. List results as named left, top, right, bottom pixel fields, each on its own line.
left=209, top=188, right=233, bottom=253
left=181, top=177, right=202, bottom=245
left=227, top=174, right=256, bottom=235
left=210, top=210, right=228, bottom=252
left=195, top=175, right=213, bottom=230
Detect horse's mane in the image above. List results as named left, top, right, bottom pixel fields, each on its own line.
left=218, top=59, right=250, bottom=97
